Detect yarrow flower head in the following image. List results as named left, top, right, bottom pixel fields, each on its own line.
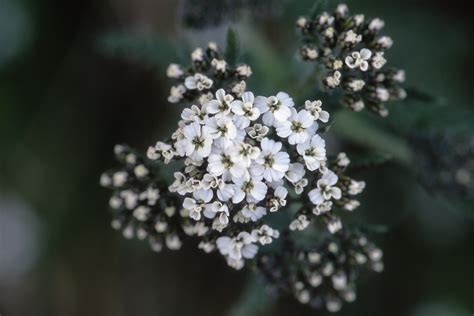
left=296, top=3, right=407, bottom=116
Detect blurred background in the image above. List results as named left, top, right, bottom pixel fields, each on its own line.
left=0, top=0, right=473, bottom=315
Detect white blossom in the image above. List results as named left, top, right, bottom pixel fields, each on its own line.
left=308, top=170, right=341, bottom=205
left=276, top=108, right=315, bottom=145
left=345, top=48, right=372, bottom=71
left=297, top=135, right=327, bottom=171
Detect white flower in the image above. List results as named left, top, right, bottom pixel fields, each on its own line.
left=177, top=122, right=215, bottom=159
left=304, top=100, right=329, bottom=123
left=184, top=73, right=213, bottom=91
left=296, top=16, right=308, bottom=28
left=252, top=225, right=279, bottom=245
left=206, top=114, right=237, bottom=143
left=345, top=48, right=372, bottom=71
left=133, top=206, right=150, bottom=221
left=294, top=178, right=308, bottom=194
left=297, top=135, right=327, bottom=171
left=206, top=89, right=234, bottom=115
left=168, top=84, right=186, bottom=103
left=229, top=142, right=261, bottom=168
left=318, top=12, right=334, bottom=26
left=203, top=201, right=230, bottom=225
left=134, top=164, right=149, bottom=178
left=211, top=58, right=227, bottom=72
left=347, top=79, right=365, bottom=92
left=112, top=171, right=128, bottom=187
left=376, top=87, right=390, bottom=101
left=313, top=200, right=333, bottom=215
left=236, top=64, right=252, bottom=77
left=255, top=92, right=294, bottom=126
left=231, top=92, right=260, bottom=128
left=191, top=48, right=204, bottom=62
left=216, top=232, right=258, bottom=261
left=393, top=70, right=406, bottom=83
left=289, top=214, right=310, bottom=231
left=327, top=217, right=342, bottom=234
left=166, top=63, right=183, bottom=78
left=208, top=146, right=247, bottom=178
left=344, top=30, right=362, bottom=44
left=344, top=200, right=360, bottom=211
left=348, top=180, right=366, bottom=195
left=377, top=36, right=393, bottom=49
left=232, top=174, right=268, bottom=203
left=336, top=152, right=350, bottom=167
left=241, top=204, right=267, bottom=221
left=369, top=18, right=385, bottom=31
left=232, top=81, right=246, bottom=97
left=269, top=186, right=288, bottom=212
left=308, top=170, right=341, bottom=205
left=353, top=14, right=365, bottom=26
left=181, top=104, right=208, bottom=123
left=182, top=189, right=213, bottom=221
left=247, top=123, right=269, bottom=141
left=165, top=234, right=182, bottom=250
left=325, top=71, right=342, bottom=88
left=372, top=52, right=387, bottom=69
left=251, top=138, right=290, bottom=182
left=285, top=162, right=306, bottom=183
left=276, top=108, right=315, bottom=145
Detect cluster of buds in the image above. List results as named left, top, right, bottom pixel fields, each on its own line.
left=296, top=3, right=406, bottom=116
left=256, top=230, right=383, bottom=312
left=166, top=42, right=252, bottom=105
left=100, top=145, right=186, bottom=252
left=289, top=152, right=366, bottom=234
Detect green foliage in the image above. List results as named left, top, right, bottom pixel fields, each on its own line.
left=225, top=27, right=240, bottom=66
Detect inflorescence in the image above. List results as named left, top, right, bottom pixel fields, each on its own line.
left=296, top=4, right=406, bottom=116
left=101, top=4, right=397, bottom=312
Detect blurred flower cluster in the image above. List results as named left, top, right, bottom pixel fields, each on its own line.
left=257, top=230, right=383, bottom=312
left=296, top=4, right=406, bottom=116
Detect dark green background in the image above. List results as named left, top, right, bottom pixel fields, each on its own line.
left=0, top=0, right=472, bottom=315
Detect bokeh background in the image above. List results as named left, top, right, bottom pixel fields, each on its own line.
left=0, top=0, right=473, bottom=315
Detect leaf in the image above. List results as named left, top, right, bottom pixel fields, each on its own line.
left=349, top=152, right=393, bottom=169
left=225, top=27, right=240, bottom=65
left=309, top=0, right=327, bottom=19
left=404, top=87, right=447, bottom=106
left=97, top=32, right=178, bottom=68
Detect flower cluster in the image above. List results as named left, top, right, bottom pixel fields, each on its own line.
left=289, top=152, right=366, bottom=234
left=100, top=145, right=186, bottom=252
left=256, top=230, right=383, bottom=312
left=296, top=3, right=406, bottom=116
left=166, top=42, right=252, bottom=105
left=148, top=86, right=342, bottom=269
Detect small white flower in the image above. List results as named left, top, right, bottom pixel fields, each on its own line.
left=345, top=48, right=372, bottom=71
left=168, top=84, right=186, bottom=103
left=336, top=152, right=350, bottom=167
left=252, top=138, right=290, bottom=182
left=133, top=206, right=150, bottom=221
left=184, top=73, right=213, bottom=91
left=166, top=63, right=183, bottom=78
left=289, top=214, right=310, bottom=231
left=182, top=189, right=213, bottom=221
left=206, top=114, right=237, bottom=143
left=347, top=79, right=366, bottom=92
left=177, top=122, right=215, bottom=159
left=208, top=147, right=246, bottom=178
left=304, top=100, right=330, bottom=123
left=336, top=4, right=348, bottom=16
left=372, top=52, right=387, bottom=69
left=319, top=12, right=334, bottom=26
left=294, top=178, right=308, bottom=194
left=327, top=217, right=342, bottom=234
left=297, top=135, right=327, bottom=171
left=325, top=71, right=342, bottom=88
left=348, top=180, right=366, bottom=195
left=232, top=81, right=246, bottom=97
left=236, top=64, right=252, bottom=77
left=134, top=164, right=149, bottom=178
left=232, top=174, right=268, bottom=203
left=308, top=170, right=341, bottom=205
left=231, top=92, right=261, bottom=128
left=285, top=162, right=306, bottom=183
left=353, top=14, right=365, bottom=26
left=269, top=186, right=288, bottom=212
left=344, top=200, right=360, bottom=211
left=376, top=87, right=390, bottom=102
left=393, top=70, right=406, bottom=83
left=241, top=203, right=267, bottom=221
left=216, top=232, right=258, bottom=261
left=368, top=18, right=385, bottom=31
left=344, top=30, right=362, bottom=44
left=377, top=36, right=393, bottom=49
left=247, top=123, right=269, bottom=141
left=191, top=48, right=204, bottom=62
left=206, top=89, right=234, bottom=115
left=276, top=108, right=315, bottom=145
left=255, top=92, right=294, bottom=126
left=252, top=225, right=279, bottom=245
left=165, top=234, right=182, bottom=250
left=203, top=201, right=230, bottom=225
left=296, top=16, right=308, bottom=28
left=181, top=104, right=209, bottom=123
left=313, top=200, right=332, bottom=215
left=112, top=171, right=128, bottom=187
left=229, top=142, right=261, bottom=168
left=211, top=58, right=227, bottom=72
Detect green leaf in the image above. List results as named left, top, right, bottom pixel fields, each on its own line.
left=225, top=27, right=239, bottom=65
left=349, top=152, right=393, bottom=169
left=404, top=87, right=447, bottom=106
left=309, top=0, right=327, bottom=19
